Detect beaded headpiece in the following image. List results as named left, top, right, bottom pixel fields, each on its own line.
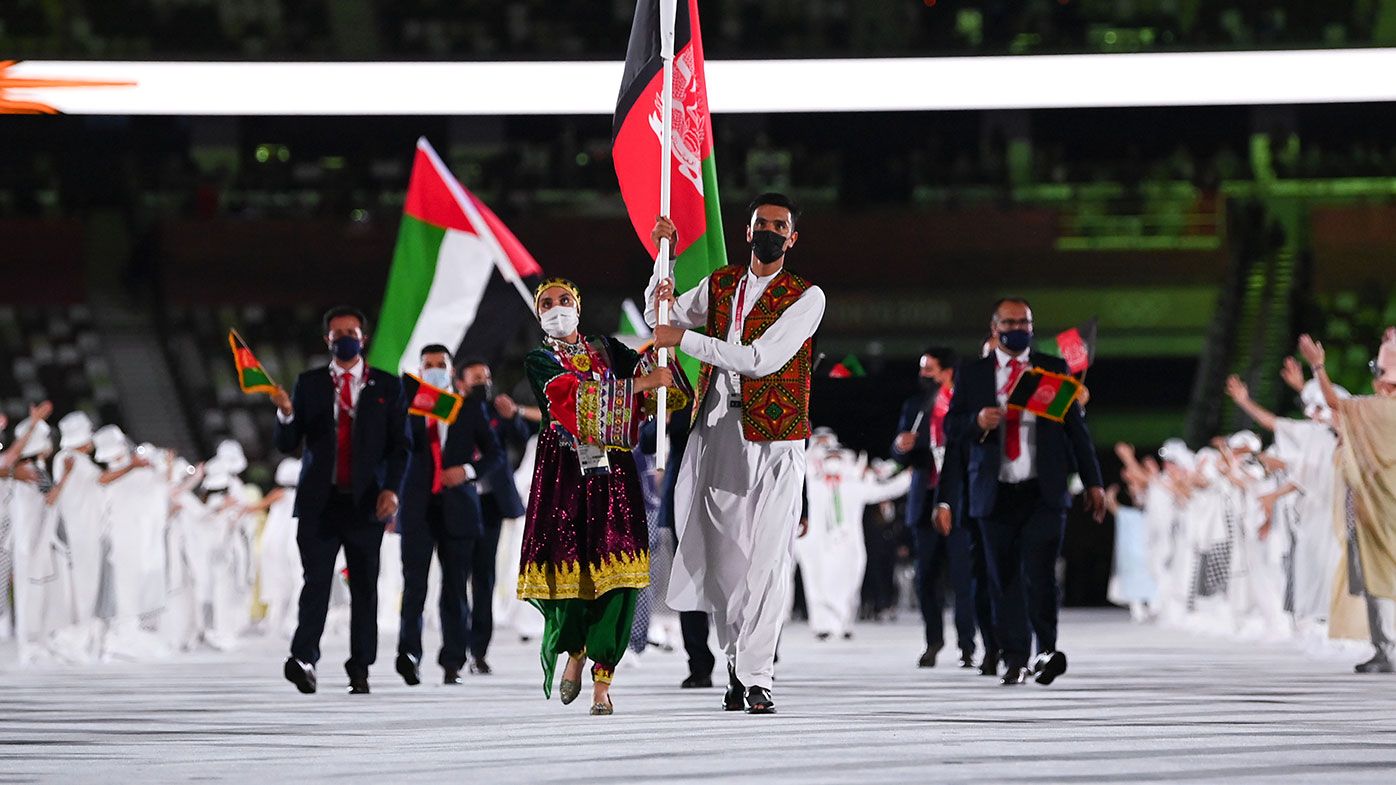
left=533, top=277, right=582, bottom=312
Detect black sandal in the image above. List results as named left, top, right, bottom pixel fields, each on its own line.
left=744, top=686, right=776, bottom=715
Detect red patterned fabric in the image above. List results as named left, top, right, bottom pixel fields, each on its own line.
left=692, top=265, right=815, bottom=442
left=1003, top=358, right=1026, bottom=461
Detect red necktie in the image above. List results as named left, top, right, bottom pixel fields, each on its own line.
left=1004, top=359, right=1025, bottom=462
left=427, top=420, right=443, bottom=494
left=335, top=372, right=353, bottom=487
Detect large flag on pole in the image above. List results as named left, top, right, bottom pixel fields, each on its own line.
left=368, top=137, right=543, bottom=375
left=613, top=0, right=726, bottom=297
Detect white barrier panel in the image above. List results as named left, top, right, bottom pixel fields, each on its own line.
left=6, top=49, right=1396, bottom=115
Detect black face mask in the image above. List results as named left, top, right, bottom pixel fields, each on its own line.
left=750, top=230, right=789, bottom=264
left=469, top=383, right=492, bottom=401
left=918, top=377, right=938, bottom=393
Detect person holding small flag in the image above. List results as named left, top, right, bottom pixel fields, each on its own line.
left=270, top=306, right=411, bottom=696
left=518, top=278, right=677, bottom=716
left=935, top=297, right=1105, bottom=686
left=394, top=344, right=504, bottom=687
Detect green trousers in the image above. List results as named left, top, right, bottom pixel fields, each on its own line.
left=531, top=588, right=638, bottom=698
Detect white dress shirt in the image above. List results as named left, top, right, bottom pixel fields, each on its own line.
left=276, top=358, right=366, bottom=424
left=994, top=347, right=1037, bottom=483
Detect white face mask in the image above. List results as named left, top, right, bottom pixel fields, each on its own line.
left=540, top=306, right=579, bottom=339
left=421, top=367, right=452, bottom=390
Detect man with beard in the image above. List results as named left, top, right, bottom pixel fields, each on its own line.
left=648, top=192, right=826, bottom=714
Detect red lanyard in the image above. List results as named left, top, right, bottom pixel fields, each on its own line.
left=733, top=278, right=749, bottom=339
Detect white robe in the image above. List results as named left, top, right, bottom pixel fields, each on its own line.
left=494, top=435, right=543, bottom=639
left=161, top=487, right=203, bottom=652
left=647, top=263, right=827, bottom=690
left=9, top=472, right=75, bottom=662
left=100, top=466, right=170, bottom=659
left=258, top=487, right=301, bottom=639
left=1273, top=419, right=1342, bottom=627
left=796, top=455, right=910, bottom=637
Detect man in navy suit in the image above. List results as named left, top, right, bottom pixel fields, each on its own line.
left=892, top=347, right=994, bottom=671
left=271, top=306, right=411, bottom=695
left=455, top=357, right=529, bottom=675
left=394, top=346, right=504, bottom=686
left=936, top=298, right=1105, bottom=686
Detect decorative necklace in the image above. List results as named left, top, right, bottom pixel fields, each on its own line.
left=546, top=336, right=593, bottom=373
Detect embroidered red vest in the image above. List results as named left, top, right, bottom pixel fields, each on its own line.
left=692, top=264, right=815, bottom=442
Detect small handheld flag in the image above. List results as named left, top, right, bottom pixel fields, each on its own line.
left=228, top=329, right=277, bottom=394
left=1055, top=318, right=1098, bottom=375
left=405, top=374, right=464, bottom=425
left=828, top=354, right=867, bottom=379
left=1006, top=368, right=1083, bottom=422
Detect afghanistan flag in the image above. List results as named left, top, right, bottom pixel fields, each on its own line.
left=405, top=374, right=464, bottom=425
left=828, top=354, right=867, bottom=379
left=367, top=137, right=543, bottom=375
left=1055, top=317, right=1098, bottom=375
left=1006, top=368, right=1083, bottom=423
left=228, top=329, right=276, bottom=394
left=613, top=0, right=725, bottom=381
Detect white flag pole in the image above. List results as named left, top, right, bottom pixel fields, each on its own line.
left=655, top=0, right=677, bottom=472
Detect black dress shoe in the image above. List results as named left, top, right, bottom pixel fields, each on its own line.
left=1033, top=650, right=1068, bottom=685
left=723, top=664, right=745, bottom=711
left=744, top=686, right=776, bottom=714
left=917, top=649, right=938, bottom=668
left=348, top=676, right=371, bottom=694
left=979, top=658, right=1000, bottom=677
left=681, top=673, right=713, bottom=689
left=443, top=667, right=463, bottom=685
left=395, top=653, right=421, bottom=686
left=468, top=658, right=492, bottom=675
left=842, top=631, right=854, bottom=640
left=815, top=632, right=831, bottom=641
left=284, top=657, right=317, bottom=694
left=1355, top=655, right=1395, bottom=674
left=1000, top=666, right=1030, bottom=686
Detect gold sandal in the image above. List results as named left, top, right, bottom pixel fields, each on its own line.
left=589, top=701, right=614, bottom=716
left=559, top=652, right=586, bottom=705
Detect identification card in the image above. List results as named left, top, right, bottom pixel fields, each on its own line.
left=577, top=442, right=612, bottom=476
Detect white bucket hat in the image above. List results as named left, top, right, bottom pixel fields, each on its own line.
left=58, top=411, right=95, bottom=450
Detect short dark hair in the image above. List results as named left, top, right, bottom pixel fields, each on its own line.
left=322, top=305, right=369, bottom=334
left=748, top=192, right=801, bottom=229
left=922, top=346, right=958, bottom=372
left=991, top=297, right=1032, bottom=317
left=457, top=356, right=489, bottom=371
left=419, top=343, right=453, bottom=360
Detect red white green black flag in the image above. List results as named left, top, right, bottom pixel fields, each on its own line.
left=228, top=329, right=276, bottom=394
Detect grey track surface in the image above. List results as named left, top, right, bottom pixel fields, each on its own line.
left=2, top=609, right=1394, bottom=784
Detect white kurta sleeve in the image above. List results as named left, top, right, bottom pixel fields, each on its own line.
left=644, top=266, right=709, bottom=330
left=678, top=286, right=826, bottom=377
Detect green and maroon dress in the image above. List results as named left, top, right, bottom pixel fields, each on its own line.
left=518, top=334, right=676, bottom=695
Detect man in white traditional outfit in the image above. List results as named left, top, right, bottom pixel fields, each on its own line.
left=259, top=457, right=303, bottom=639
left=1226, top=373, right=1346, bottom=641
left=92, top=424, right=170, bottom=660
left=1300, top=331, right=1396, bottom=673
left=798, top=443, right=911, bottom=641
left=8, top=414, right=74, bottom=663
left=647, top=192, right=826, bottom=714
left=49, top=411, right=107, bottom=659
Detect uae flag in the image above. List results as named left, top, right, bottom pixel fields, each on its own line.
left=367, top=137, right=543, bottom=375
left=1055, top=317, right=1098, bottom=375
left=228, top=329, right=276, bottom=394
left=1006, top=368, right=1083, bottom=423
left=405, top=374, right=464, bottom=425
left=613, top=0, right=726, bottom=381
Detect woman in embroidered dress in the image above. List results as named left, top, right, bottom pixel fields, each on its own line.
left=519, top=278, right=681, bottom=715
